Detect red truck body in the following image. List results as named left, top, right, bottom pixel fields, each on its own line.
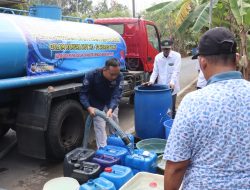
left=95, top=18, right=161, bottom=73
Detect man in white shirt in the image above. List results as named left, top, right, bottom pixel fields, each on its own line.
left=197, top=70, right=207, bottom=89
left=195, top=62, right=207, bottom=89
left=145, top=40, right=181, bottom=118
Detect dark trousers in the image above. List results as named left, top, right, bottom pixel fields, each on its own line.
left=172, top=94, right=177, bottom=119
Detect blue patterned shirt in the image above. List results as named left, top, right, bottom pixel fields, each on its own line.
left=164, top=71, right=250, bottom=189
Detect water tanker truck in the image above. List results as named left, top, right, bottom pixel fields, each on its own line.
left=0, top=6, right=144, bottom=159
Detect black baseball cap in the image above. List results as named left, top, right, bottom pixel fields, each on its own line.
left=161, top=39, right=173, bottom=49
left=192, top=27, right=237, bottom=59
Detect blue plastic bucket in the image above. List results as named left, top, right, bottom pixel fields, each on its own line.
left=163, top=119, right=174, bottom=139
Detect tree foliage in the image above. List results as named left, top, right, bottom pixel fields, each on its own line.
left=145, top=0, right=250, bottom=79
left=94, top=0, right=130, bottom=18
left=27, top=0, right=130, bottom=18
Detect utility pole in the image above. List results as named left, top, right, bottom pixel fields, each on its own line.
left=209, top=0, right=213, bottom=29
left=132, top=0, right=135, bottom=18
left=76, top=0, right=79, bottom=14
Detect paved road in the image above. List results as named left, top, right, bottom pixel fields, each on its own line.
left=0, top=57, right=198, bottom=190
left=179, top=56, right=198, bottom=89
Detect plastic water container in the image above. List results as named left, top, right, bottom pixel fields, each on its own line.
left=100, top=165, right=133, bottom=189
left=92, top=154, right=121, bottom=170
left=64, top=148, right=95, bottom=177
left=95, top=145, right=128, bottom=165
left=125, top=149, right=157, bottom=174
left=164, top=119, right=174, bottom=140
left=43, top=177, right=79, bottom=190
left=135, top=85, right=172, bottom=139
left=107, top=134, right=134, bottom=150
left=71, top=161, right=102, bottom=184
left=120, top=172, right=164, bottom=190
left=79, top=177, right=116, bottom=190
left=29, top=5, right=62, bottom=20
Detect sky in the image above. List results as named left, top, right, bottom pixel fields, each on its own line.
left=92, top=0, right=168, bottom=14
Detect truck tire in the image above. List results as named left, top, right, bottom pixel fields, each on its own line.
left=46, top=100, right=86, bottom=159
left=0, top=124, right=10, bottom=138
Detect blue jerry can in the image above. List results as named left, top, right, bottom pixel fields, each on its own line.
left=79, top=177, right=116, bottom=190
left=100, top=165, right=133, bottom=189
left=92, top=154, right=121, bottom=170
left=95, top=145, right=128, bottom=165
left=107, top=134, right=134, bottom=151
left=125, top=149, right=157, bottom=174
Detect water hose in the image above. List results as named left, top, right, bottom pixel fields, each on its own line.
left=82, top=114, right=93, bottom=149
left=82, top=109, right=132, bottom=151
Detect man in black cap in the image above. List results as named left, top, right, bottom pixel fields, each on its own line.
left=163, top=27, right=250, bottom=189
left=145, top=39, right=181, bottom=118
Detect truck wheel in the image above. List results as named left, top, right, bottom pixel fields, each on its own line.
left=0, top=124, right=10, bottom=138
left=46, top=100, right=86, bottom=159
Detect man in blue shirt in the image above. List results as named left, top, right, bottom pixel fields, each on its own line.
left=80, top=58, right=124, bottom=148
left=164, top=27, right=250, bottom=189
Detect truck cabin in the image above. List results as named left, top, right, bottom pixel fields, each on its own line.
left=95, top=18, right=161, bottom=73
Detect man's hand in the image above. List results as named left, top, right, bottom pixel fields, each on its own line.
left=142, top=82, right=153, bottom=86
left=87, top=107, right=95, bottom=117
left=106, top=109, right=113, bottom=117
left=169, top=82, right=175, bottom=90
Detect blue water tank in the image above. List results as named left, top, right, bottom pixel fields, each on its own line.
left=29, top=5, right=62, bottom=20
left=0, top=13, right=126, bottom=90
left=134, top=85, right=172, bottom=139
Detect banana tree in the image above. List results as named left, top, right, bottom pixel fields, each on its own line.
left=146, top=0, right=250, bottom=79
left=145, top=0, right=220, bottom=56
left=229, top=0, right=250, bottom=79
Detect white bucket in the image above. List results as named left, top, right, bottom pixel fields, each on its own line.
left=43, top=177, right=80, bottom=190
